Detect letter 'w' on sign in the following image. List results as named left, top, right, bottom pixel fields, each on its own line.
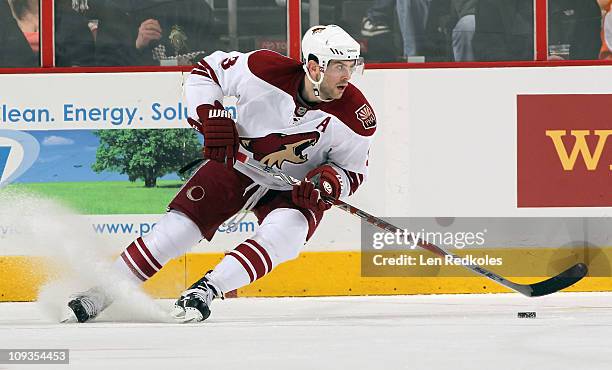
left=0, top=146, right=10, bottom=181
left=545, top=130, right=612, bottom=171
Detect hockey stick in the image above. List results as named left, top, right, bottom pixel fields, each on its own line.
left=235, top=152, right=588, bottom=297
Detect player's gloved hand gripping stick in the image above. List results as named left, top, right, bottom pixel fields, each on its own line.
left=235, top=152, right=588, bottom=298
left=291, top=166, right=342, bottom=212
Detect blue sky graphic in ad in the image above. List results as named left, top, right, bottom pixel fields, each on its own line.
left=0, top=130, right=40, bottom=187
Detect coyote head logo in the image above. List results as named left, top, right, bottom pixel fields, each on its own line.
left=240, top=131, right=320, bottom=169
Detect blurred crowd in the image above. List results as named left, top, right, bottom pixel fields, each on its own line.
left=1, top=0, right=217, bottom=67
left=360, top=0, right=606, bottom=62
left=1, top=0, right=612, bottom=67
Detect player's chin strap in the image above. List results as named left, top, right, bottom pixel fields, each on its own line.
left=303, top=65, right=334, bottom=103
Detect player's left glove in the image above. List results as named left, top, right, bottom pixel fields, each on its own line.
left=306, top=165, right=343, bottom=201
left=292, top=179, right=328, bottom=212
left=291, top=165, right=343, bottom=212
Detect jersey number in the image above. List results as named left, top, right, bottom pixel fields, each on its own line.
left=221, top=56, right=239, bottom=70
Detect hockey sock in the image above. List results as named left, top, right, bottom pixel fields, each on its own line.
left=114, top=237, right=163, bottom=283
left=113, top=210, right=202, bottom=284
left=207, top=238, right=274, bottom=293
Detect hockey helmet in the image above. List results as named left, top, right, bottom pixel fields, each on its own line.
left=301, top=25, right=364, bottom=100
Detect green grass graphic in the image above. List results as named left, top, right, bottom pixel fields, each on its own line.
left=10, top=180, right=183, bottom=214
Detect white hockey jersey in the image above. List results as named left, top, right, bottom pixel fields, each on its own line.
left=184, top=49, right=377, bottom=198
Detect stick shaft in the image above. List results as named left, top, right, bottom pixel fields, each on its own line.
left=236, top=153, right=586, bottom=296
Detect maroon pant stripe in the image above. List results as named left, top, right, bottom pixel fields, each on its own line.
left=136, top=237, right=163, bottom=269
left=246, top=239, right=273, bottom=271
left=235, top=244, right=266, bottom=280
left=227, top=251, right=255, bottom=282
left=126, top=242, right=157, bottom=278
left=120, top=252, right=146, bottom=282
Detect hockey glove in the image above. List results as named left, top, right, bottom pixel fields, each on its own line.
left=292, top=165, right=343, bottom=212
left=306, top=165, right=343, bottom=201
left=188, top=100, right=239, bottom=168
left=292, top=179, right=329, bottom=212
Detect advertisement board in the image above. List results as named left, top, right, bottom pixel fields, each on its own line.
left=517, top=94, right=612, bottom=207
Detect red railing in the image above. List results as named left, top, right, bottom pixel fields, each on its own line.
left=534, top=0, right=549, bottom=61
left=40, top=0, right=54, bottom=67
left=287, top=0, right=302, bottom=62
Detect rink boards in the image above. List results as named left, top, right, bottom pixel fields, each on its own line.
left=2, top=248, right=612, bottom=301
left=1, top=65, right=611, bottom=301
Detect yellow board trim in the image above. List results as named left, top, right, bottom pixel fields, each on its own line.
left=1, top=248, right=610, bottom=301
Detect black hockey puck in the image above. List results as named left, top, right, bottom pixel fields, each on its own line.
left=517, top=311, right=536, bottom=318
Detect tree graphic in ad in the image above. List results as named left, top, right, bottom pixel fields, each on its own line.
left=92, top=129, right=200, bottom=188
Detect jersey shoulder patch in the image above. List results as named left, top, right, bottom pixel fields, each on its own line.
left=322, top=85, right=377, bottom=137
left=247, top=50, right=304, bottom=94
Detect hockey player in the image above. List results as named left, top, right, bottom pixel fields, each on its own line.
left=63, top=24, right=377, bottom=323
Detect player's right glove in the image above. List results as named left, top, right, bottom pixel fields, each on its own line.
left=187, top=100, right=239, bottom=168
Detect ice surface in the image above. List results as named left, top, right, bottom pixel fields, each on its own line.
left=0, top=292, right=611, bottom=370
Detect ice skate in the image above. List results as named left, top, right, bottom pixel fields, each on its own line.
left=60, top=287, right=113, bottom=323
left=171, top=272, right=223, bottom=323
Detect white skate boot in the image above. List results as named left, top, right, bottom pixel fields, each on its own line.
left=61, top=287, right=113, bottom=323
left=171, top=272, right=223, bottom=323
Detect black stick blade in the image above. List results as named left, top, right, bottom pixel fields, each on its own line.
left=526, top=263, right=588, bottom=297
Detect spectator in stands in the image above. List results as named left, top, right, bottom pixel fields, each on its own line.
left=94, top=0, right=216, bottom=66
left=0, top=0, right=95, bottom=68
left=599, top=0, right=612, bottom=59
left=548, top=0, right=600, bottom=60
left=396, top=0, right=432, bottom=58
left=473, top=0, right=600, bottom=62
left=450, top=0, right=475, bottom=61
left=361, top=0, right=395, bottom=37
left=472, top=0, right=534, bottom=61
left=422, top=0, right=474, bottom=62
left=55, top=0, right=96, bottom=66
left=0, top=0, right=40, bottom=67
